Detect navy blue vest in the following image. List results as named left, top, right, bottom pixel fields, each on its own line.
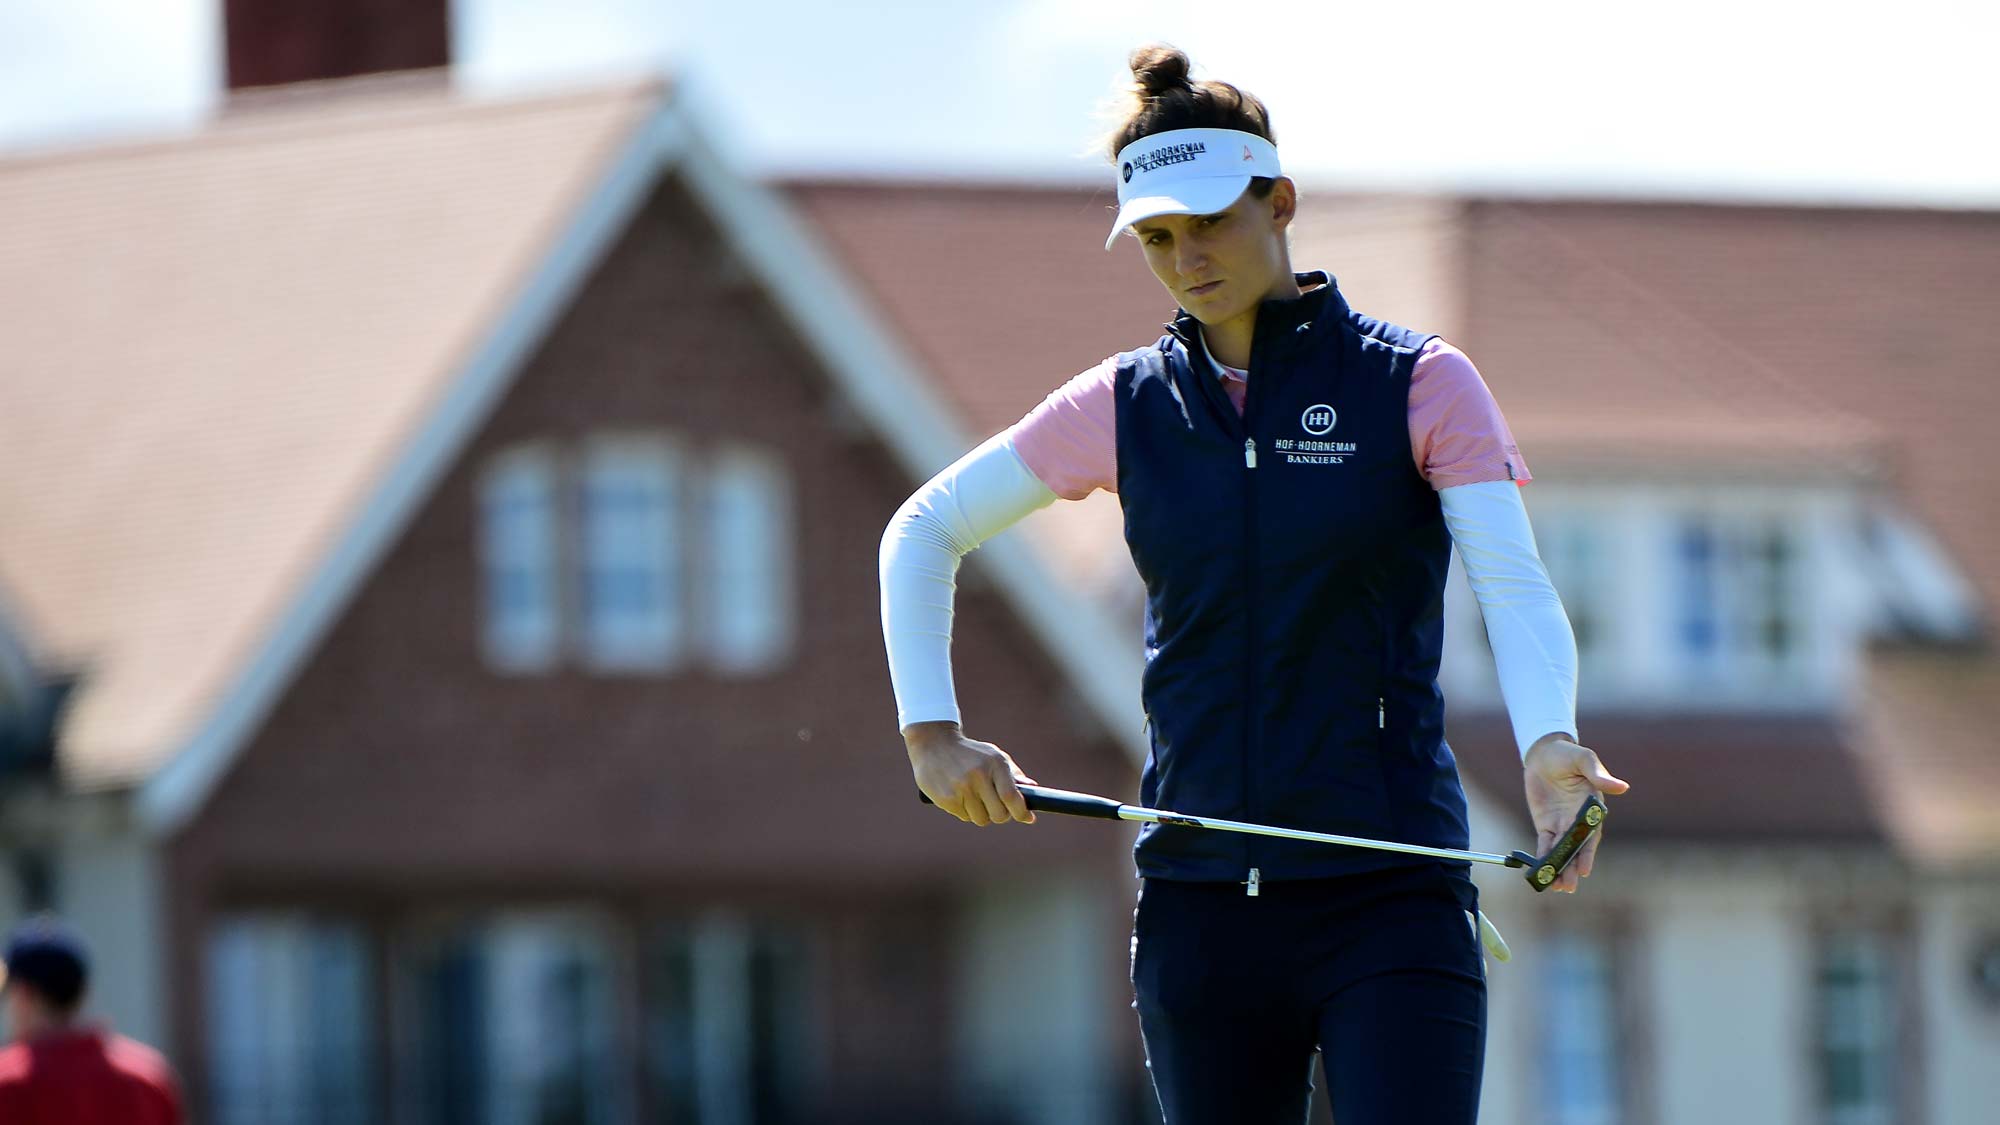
left=1116, top=271, right=1469, bottom=883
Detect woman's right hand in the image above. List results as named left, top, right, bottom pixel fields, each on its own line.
left=904, top=721, right=1039, bottom=826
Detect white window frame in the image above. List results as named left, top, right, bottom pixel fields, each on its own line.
left=577, top=434, right=686, bottom=673
left=1446, top=479, right=1851, bottom=712
left=1665, top=506, right=1808, bottom=691
left=699, top=444, right=796, bottom=675
left=478, top=444, right=563, bottom=673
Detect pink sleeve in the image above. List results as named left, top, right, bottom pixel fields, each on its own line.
left=1408, top=338, right=1533, bottom=490
left=1008, top=359, right=1119, bottom=499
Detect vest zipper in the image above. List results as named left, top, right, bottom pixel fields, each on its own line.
left=1379, top=697, right=1386, bottom=729
left=1240, top=322, right=1265, bottom=887
left=1244, top=867, right=1261, bottom=897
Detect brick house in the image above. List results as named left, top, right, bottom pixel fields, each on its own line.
left=0, top=80, right=1153, bottom=1124
left=793, top=181, right=2000, bottom=1124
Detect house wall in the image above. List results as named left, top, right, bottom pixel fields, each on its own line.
left=1644, top=876, right=1809, bottom=1125
left=164, top=173, right=1139, bottom=1118
left=0, top=793, right=167, bottom=1052
left=58, top=830, right=168, bottom=1048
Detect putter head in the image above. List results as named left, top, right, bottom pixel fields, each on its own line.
left=1522, top=793, right=1608, bottom=892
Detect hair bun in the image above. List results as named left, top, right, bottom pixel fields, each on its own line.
left=1128, top=44, right=1193, bottom=98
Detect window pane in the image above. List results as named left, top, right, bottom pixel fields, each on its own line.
left=1676, top=520, right=1719, bottom=663
left=1673, top=513, right=1803, bottom=686
left=206, top=915, right=374, bottom=1125
left=746, top=931, right=811, bottom=1124
left=704, top=446, right=794, bottom=674
left=416, top=933, right=488, bottom=1125
left=1815, top=933, right=1895, bottom=1124
left=480, top=449, right=560, bottom=671
left=648, top=936, right=701, bottom=1124
left=581, top=438, right=683, bottom=670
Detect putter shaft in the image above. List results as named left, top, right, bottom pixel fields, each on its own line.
left=1005, top=785, right=1607, bottom=891
left=917, top=783, right=1607, bottom=892
left=1115, top=804, right=1517, bottom=867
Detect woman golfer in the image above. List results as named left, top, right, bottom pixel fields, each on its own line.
left=880, top=45, right=1629, bottom=1124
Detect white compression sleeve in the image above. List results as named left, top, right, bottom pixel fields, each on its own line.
left=1438, top=480, right=1580, bottom=759
left=879, top=432, right=1060, bottom=730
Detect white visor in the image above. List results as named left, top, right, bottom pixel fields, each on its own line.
left=1106, top=128, right=1283, bottom=250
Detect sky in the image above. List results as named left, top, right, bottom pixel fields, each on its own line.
left=2, top=0, right=1995, bottom=207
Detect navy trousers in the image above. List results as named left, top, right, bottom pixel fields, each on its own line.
left=1130, top=862, right=1487, bottom=1124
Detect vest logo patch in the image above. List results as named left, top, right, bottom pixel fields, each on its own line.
left=1278, top=404, right=1357, bottom=465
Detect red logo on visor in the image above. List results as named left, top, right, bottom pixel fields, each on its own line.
left=1243, top=146, right=1254, bottom=162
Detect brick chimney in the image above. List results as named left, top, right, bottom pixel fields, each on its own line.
left=225, top=0, right=450, bottom=90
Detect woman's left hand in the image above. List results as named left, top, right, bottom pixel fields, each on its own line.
left=1522, top=733, right=1629, bottom=894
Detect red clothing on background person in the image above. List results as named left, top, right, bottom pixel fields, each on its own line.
left=0, top=1028, right=184, bottom=1124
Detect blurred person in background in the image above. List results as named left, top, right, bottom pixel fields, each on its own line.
left=0, top=916, right=183, bottom=1124
left=881, top=43, right=1627, bottom=1124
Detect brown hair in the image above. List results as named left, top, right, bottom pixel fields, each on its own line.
left=1106, top=44, right=1277, bottom=200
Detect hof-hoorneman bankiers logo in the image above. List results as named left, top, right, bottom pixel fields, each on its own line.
left=1121, top=162, right=1134, bottom=183
left=1272, top=403, right=1357, bottom=464
left=1130, top=141, right=1207, bottom=176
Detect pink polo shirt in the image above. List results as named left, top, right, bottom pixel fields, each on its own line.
left=1010, top=336, right=1530, bottom=498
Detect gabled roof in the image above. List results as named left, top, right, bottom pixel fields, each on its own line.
left=0, top=77, right=657, bottom=795
left=0, top=78, right=1144, bottom=830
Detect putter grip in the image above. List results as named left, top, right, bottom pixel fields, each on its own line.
left=1523, top=793, right=1608, bottom=892
left=917, top=784, right=1126, bottom=820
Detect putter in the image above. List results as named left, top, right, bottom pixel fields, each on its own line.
left=921, top=783, right=1607, bottom=893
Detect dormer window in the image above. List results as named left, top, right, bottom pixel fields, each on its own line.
left=1440, top=481, right=1866, bottom=711
left=477, top=434, right=795, bottom=677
